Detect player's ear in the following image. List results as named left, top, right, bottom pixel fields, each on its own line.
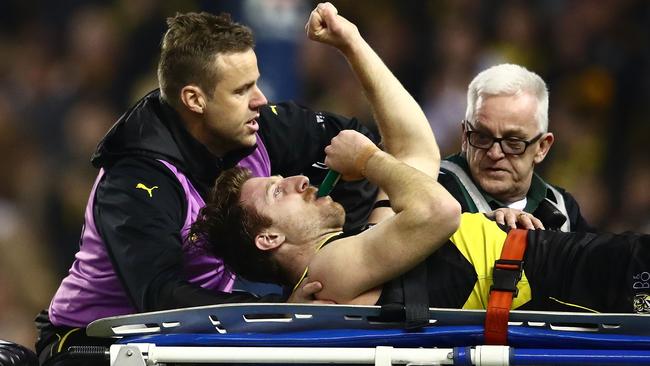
left=255, top=232, right=286, bottom=251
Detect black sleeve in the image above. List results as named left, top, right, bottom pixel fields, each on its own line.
left=94, top=157, right=283, bottom=312
left=258, top=101, right=379, bottom=232
left=557, top=187, right=596, bottom=233
left=524, top=229, right=649, bottom=313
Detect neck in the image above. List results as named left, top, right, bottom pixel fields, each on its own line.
left=277, top=228, right=343, bottom=287
left=500, top=176, right=534, bottom=205
left=178, top=109, right=226, bottom=157
left=498, top=191, right=526, bottom=205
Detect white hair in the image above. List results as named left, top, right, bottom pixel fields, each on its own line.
left=465, top=64, right=549, bottom=132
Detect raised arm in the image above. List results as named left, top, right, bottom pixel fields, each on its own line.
left=305, top=3, right=461, bottom=303
left=306, top=2, right=439, bottom=176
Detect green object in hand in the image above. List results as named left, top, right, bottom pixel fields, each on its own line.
left=317, top=170, right=341, bottom=197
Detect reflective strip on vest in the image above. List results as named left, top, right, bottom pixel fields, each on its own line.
left=441, top=160, right=571, bottom=232
left=440, top=160, right=492, bottom=212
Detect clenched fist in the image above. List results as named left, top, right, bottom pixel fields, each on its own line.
left=305, top=2, right=359, bottom=50
left=324, top=130, right=379, bottom=181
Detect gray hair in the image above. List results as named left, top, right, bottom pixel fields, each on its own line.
left=465, top=64, right=549, bottom=132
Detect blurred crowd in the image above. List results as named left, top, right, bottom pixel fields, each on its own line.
left=0, top=0, right=648, bottom=349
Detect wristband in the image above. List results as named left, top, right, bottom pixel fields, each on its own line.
left=354, top=144, right=380, bottom=177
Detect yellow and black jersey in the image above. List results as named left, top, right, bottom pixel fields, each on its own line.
left=378, top=213, right=529, bottom=309
left=448, top=213, right=532, bottom=309
left=378, top=213, right=650, bottom=314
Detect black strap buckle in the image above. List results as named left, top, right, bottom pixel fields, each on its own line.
left=490, top=259, right=524, bottom=297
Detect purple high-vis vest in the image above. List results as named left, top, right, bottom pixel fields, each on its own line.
left=49, top=137, right=271, bottom=327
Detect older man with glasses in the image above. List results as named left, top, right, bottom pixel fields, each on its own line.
left=439, top=64, right=593, bottom=232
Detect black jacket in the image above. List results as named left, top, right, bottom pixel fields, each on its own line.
left=90, top=90, right=378, bottom=311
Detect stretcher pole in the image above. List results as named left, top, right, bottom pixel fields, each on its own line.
left=109, top=344, right=650, bottom=365
left=512, top=348, right=650, bottom=365
left=114, top=344, right=457, bottom=365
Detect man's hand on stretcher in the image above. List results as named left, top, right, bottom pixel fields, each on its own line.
left=485, top=208, right=545, bottom=230
left=287, top=278, right=335, bottom=304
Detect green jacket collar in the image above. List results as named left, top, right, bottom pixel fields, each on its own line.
left=444, top=153, right=550, bottom=211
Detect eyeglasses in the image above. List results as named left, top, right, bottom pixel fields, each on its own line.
left=463, top=120, right=543, bottom=155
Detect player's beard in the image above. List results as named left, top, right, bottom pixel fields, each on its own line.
left=320, top=201, right=345, bottom=229
left=282, top=201, right=345, bottom=244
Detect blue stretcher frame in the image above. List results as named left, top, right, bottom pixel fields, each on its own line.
left=87, top=303, right=650, bottom=365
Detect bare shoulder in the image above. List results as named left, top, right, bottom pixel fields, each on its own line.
left=307, top=225, right=392, bottom=303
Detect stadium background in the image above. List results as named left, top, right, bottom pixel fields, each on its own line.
left=0, top=0, right=648, bottom=349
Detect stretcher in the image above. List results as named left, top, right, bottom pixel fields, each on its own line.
left=86, top=303, right=650, bottom=365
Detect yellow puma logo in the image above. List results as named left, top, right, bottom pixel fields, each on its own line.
left=136, top=183, right=159, bottom=198
left=270, top=105, right=278, bottom=115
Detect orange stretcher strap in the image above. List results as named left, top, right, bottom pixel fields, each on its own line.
left=484, top=228, right=528, bottom=345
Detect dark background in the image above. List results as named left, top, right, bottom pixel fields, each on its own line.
left=0, top=0, right=647, bottom=348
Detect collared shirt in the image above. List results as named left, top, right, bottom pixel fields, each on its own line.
left=439, top=153, right=594, bottom=232
left=443, top=153, right=548, bottom=212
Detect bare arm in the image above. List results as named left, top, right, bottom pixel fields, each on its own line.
left=310, top=132, right=460, bottom=302
left=303, top=3, right=460, bottom=303
left=306, top=2, right=439, bottom=177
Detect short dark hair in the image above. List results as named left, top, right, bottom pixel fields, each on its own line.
left=157, top=12, right=254, bottom=107
left=190, top=167, right=284, bottom=284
